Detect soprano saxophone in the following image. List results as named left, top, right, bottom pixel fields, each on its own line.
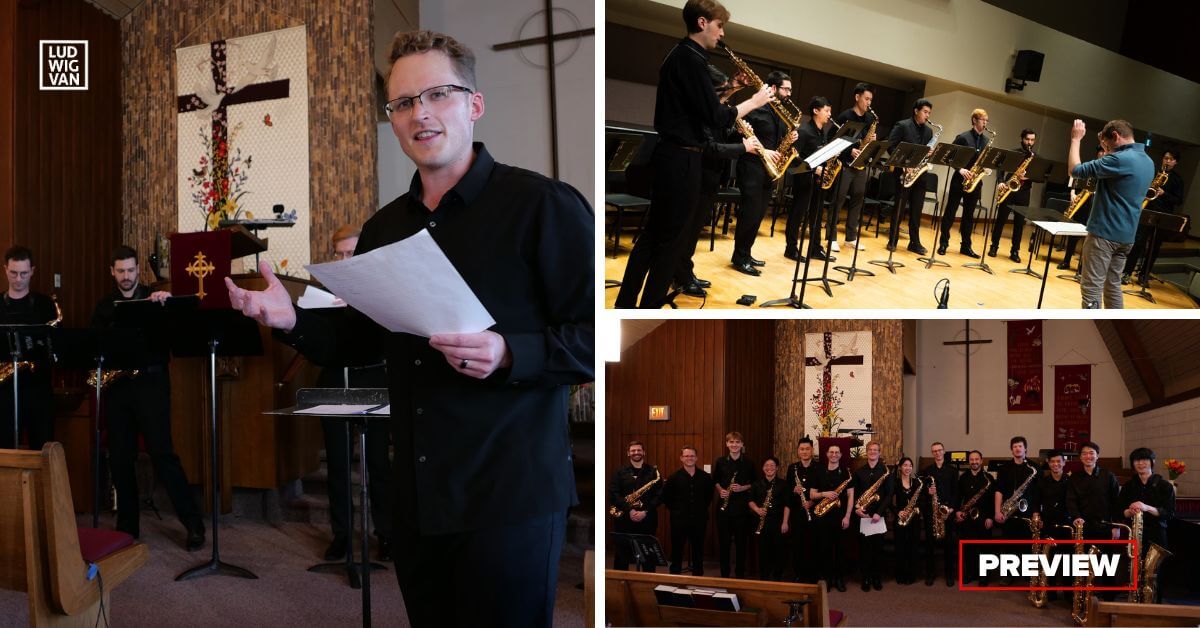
left=755, top=478, right=777, bottom=535
left=608, top=468, right=660, bottom=519
left=720, top=471, right=738, bottom=512
left=793, top=467, right=812, bottom=522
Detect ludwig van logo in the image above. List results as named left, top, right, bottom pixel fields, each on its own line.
left=40, top=40, right=89, bottom=90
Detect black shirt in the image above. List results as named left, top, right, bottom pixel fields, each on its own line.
left=654, top=37, right=738, bottom=147
left=785, top=460, right=818, bottom=514
left=996, top=459, right=1041, bottom=519
left=957, top=469, right=994, bottom=518
left=886, top=117, right=934, bottom=153
left=751, top=477, right=788, bottom=525
left=610, top=464, right=663, bottom=514
left=1147, top=169, right=1185, bottom=214
left=1116, top=473, right=1175, bottom=531
left=795, top=117, right=831, bottom=166
left=280, top=143, right=594, bottom=535
left=0, top=291, right=58, bottom=370
left=714, top=454, right=757, bottom=512
left=835, top=107, right=875, bottom=164
left=661, top=467, right=714, bottom=524
left=1066, top=465, right=1121, bottom=525
left=854, top=461, right=893, bottom=517
left=1037, top=472, right=1071, bottom=527
left=920, top=461, right=959, bottom=511
left=812, top=464, right=853, bottom=517
left=999, top=146, right=1035, bottom=206
left=891, top=474, right=923, bottom=519
left=952, top=128, right=989, bottom=171
left=90, top=284, right=171, bottom=367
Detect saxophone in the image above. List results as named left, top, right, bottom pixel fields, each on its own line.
left=896, top=477, right=924, bottom=527
left=0, top=295, right=63, bottom=384
left=929, top=476, right=952, bottom=539
left=1070, top=520, right=1101, bottom=626
left=961, top=126, right=997, bottom=193
left=960, top=473, right=993, bottom=521
left=995, top=148, right=1035, bottom=206
left=855, top=462, right=890, bottom=511
left=608, top=468, right=660, bottom=519
left=87, top=368, right=141, bottom=390
left=1064, top=177, right=1095, bottom=220
left=819, top=119, right=844, bottom=190
left=1000, top=462, right=1039, bottom=519
left=1027, top=513, right=1049, bottom=608
left=1128, top=510, right=1173, bottom=603
left=1142, top=167, right=1168, bottom=209
left=718, top=41, right=801, bottom=130
left=900, top=120, right=944, bottom=188
left=851, top=108, right=879, bottom=171
left=717, top=42, right=800, bottom=181
left=755, top=478, right=777, bottom=535
left=719, top=471, right=739, bottom=512
left=813, top=472, right=853, bottom=517
left=793, top=467, right=812, bottom=522
left=735, top=118, right=796, bottom=181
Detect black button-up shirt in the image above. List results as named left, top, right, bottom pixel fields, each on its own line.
left=714, top=454, right=757, bottom=513
left=1037, top=472, right=1070, bottom=527
left=1116, top=473, right=1175, bottom=532
left=90, top=284, right=171, bottom=367
left=996, top=459, right=1041, bottom=519
left=654, top=38, right=738, bottom=147
left=835, top=107, right=874, bottom=164
left=813, top=464, right=853, bottom=517
left=785, top=460, right=818, bottom=514
left=1067, top=465, right=1121, bottom=526
left=854, top=461, right=893, bottom=517
left=886, top=117, right=934, bottom=152
left=953, top=128, right=989, bottom=171
left=957, top=469, right=994, bottom=517
left=661, top=467, right=714, bottom=524
left=610, top=464, right=663, bottom=514
left=920, top=461, right=959, bottom=512
left=280, top=143, right=594, bottom=535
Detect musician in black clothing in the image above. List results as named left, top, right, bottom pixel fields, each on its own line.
left=614, top=0, right=770, bottom=308
left=992, top=436, right=1040, bottom=583
left=1067, top=441, right=1122, bottom=593
left=785, top=436, right=818, bottom=583
left=91, top=246, right=205, bottom=550
left=783, top=96, right=834, bottom=262
left=955, top=450, right=994, bottom=585
left=989, top=129, right=1037, bottom=262
left=920, top=441, right=958, bottom=586
left=1125, top=149, right=1186, bottom=282
left=750, top=457, right=790, bottom=581
left=714, top=431, right=756, bottom=578
left=828, top=82, right=877, bottom=253
left=0, top=245, right=57, bottom=451
left=610, top=441, right=663, bottom=571
left=1037, top=451, right=1071, bottom=599
left=1117, top=447, right=1175, bottom=560
left=810, top=443, right=854, bottom=592
left=937, top=109, right=991, bottom=258
left=732, top=70, right=794, bottom=276
left=884, top=99, right=934, bottom=255
left=890, top=457, right=922, bottom=585
left=854, top=442, right=892, bottom=591
left=661, top=446, right=714, bottom=575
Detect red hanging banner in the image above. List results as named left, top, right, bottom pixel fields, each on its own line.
left=1007, top=320, right=1043, bottom=413
left=1054, top=364, right=1092, bottom=454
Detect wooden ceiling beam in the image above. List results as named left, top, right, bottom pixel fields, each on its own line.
left=1112, top=320, right=1165, bottom=403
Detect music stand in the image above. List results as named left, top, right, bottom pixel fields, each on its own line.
left=609, top=532, right=669, bottom=571
left=917, top=143, right=977, bottom=269
left=170, top=304, right=264, bottom=582
left=51, top=326, right=149, bottom=529
left=963, top=147, right=1022, bottom=275
left=761, top=162, right=815, bottom=309
left=868, top=142, right=927, bottom=274
left=1122, top=210, right=1189, bottom=304
left=1, top=321, right=53, bottom=449
left=1006, top=157, right=1056, bottom=278
left=834, top=140, right=892, bottom=280
left=267, top=388, right=389, bottom=628
left=1020, top=214, right=1087, bottom=308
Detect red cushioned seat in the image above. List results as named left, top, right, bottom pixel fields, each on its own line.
left=78, top=528, right=135, bottom=563
left=829, top=609, right=845, bottom=626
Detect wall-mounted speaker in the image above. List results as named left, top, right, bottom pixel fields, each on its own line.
left=1013, top=50, right=1044, bottom=82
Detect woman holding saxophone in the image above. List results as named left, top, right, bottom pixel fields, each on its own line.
left=890, top=457, right=923, bottom=585
left=1116, top=447, right=1176, bottom=602
left=0, top=245, right=58, bottom=451
left=810, top=443, right=854, bottom=591
left=749, top=456, right=790, bottom=581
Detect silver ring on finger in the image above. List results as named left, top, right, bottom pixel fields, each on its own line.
left=460, top=359, right=469, bottom=369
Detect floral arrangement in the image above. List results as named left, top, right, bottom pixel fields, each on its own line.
left=1165, top=458, right=1186, bottom=481
left=810, top=374, right=845, bottom=437
left=186, top=120, right=254, bottom=230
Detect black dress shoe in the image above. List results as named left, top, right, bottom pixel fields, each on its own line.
left=946, top=576, right=956, bottom=587
left=872, top=577, right=882, bottom=591
left=886, top=242, right=897, bottom=252
left=325, top=536, right=349, bottom=561
left=960, top=247, right=981, bottom=259
left=677, top=281, right=706, bottom=298
left=1056, top=261, right=1071, bottom=271
left=692, top=276, right=711, bottom=289
left=835, top=578, right=846, bottom=592
left=937, top=245, right=948, bottom=256
left=185, top=522, right=205, bottom=552
left=808, top=249, right=828, bottom=262
left=908, top=243, right=927, bottom=255
left=925, top=574, right=935, bottom=586
left=783, top=249, right=800, bottom=261
left=732, top=261, right=761, bottom=276
left=987, top=245, right=998, bottom=257
left=1009, top=252, right=1021, bottom=263
left=748, top=256, right=766, bottom=267
left=377, top=537, right=391, bottom=561
left=861, top=579, right=871, bottom=592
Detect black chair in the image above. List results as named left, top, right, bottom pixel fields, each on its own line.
left=863, top=172, right=895, bottom=236
left=605, top=194, right=650, bottom=258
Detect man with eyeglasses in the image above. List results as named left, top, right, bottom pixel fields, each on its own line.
left=225, top=30, right=593, bottom=627
left=0, top=245, right=57, bottom=451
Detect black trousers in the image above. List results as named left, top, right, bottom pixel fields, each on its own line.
left=957, top=518, right=991, bottom=581
left=815, top=515, right=847, bottom=583
left=613, top=514, right=658, bottom=572
left=859, top=527, right=885, bottom=582
left=0, top=372, right=53, bottom=450
left=832, top=165, right=868, bottom=242
left=716, top=508, right=751, bottom=578
left=322, top=415, right=393, bottom=541
left=1124, top=222, right=1168, bottom=280
left=939, top=174, right=983, bottom=249
left=990, top=199, right=1027, bottom=253
left=784, top=173, right=824, bottom=255
left=733, top=160, right=771, bottom=264
left=893, top=518, right=922, bottom=581
left=669, top=518, right=707, bottom=575
left=888, top=173, right=927, bottom=248
left=393, top=510, right=565, bottom=628
left=923, top=513, right=956, bottom=579
left=756, top=520, right=786, bottom=581
left=615, top=143, right=701, bottom=309
left=674, top=162, right=725, bottom=286
left=105, top=371, right=200, bottom=535
left=789, top=514, right=817, bottom=583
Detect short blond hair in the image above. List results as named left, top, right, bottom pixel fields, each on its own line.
left=971, top=108, right=988, bottom=121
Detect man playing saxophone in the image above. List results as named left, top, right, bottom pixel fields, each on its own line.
left=1066, top=441, right=1122, bottom=596
left=786, top=436, right=819, bottom=583
left=921, top=441, right=958, bottom=587
left=714, top=431, right=756, bottom=578
left=610, top=441, right=663, bottom=571
left=1116, top=447, right=1175, bottom=603
left=937, top=109, right=991, bottom=259
left=1125, top=149, right=1186, bottom=284
left=883, top=99, right=934, bottom=255
left=854, top=441, right=892, bottom=591
left=810, top=442, right=854, bottom=591
left=989, top=129, right=1037, bottom=263
left=956, top=450, right=995, bottom=585
left=0, top=245, right=57, bottom=451
left=827, top=82, right=877, bottom=254
left=783, top=96, right=834, bottom=263
left=993, top=436, right=1041, bottom=584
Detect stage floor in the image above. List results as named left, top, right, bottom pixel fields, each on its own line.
left=604, top=216, right=1197, bottom=310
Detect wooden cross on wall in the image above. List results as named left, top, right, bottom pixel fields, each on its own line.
left=492, top=0, right=594, bottom=180
left=942, top=320, right=993, bottom=434
left=805, top=332, right=865, bottom=435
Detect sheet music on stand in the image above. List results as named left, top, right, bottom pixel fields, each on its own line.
left=804, top=138, right=853, bottom=168
left=1031, top=221, right=1088, bottom=237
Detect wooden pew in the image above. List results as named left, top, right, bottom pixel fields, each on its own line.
left=0, top=443, right=148, bottom=626
left=1086, top=596, right=1200, bottom=626
left=606, top=570, right=845, bottom=627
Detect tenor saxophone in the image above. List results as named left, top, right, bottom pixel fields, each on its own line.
left=608, top=468, right=660, bottom=519
left=896, top=477, right=924, bottom=527
left=1064, top=178, right=1095, bottom=220
left=1001, top=462, right=1039, bottom=519
left=930, top=476, right=951, bottom=540
left=900, top=120, right=944, bottom=188
left=995, top=149, right=1035, bottom=206
left=961, top=125, right=997, bottom=194
left=755, top=478, right=776, bottom=535
left=813, top=473, right=853, bottom=518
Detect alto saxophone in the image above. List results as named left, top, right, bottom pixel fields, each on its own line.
left=735, top=118, right=796, bottom=181
left=720, top=471, right=739, bottom=512
left=1070, top=520, right=1101, bottom=626
left=851, top=107, right=879, bottom=171
left=961, top=126, right=997, bottom=194
left=995, top=149, right=1035, bottom=206
left=813, top=472, right=853, bottom=518
left=960, top=473, right=993, bottom=521
left=1001, top=462, right=1039, bottom=519
left=819, top=119, right=843, bottom=190
left=0, top=295, right=63, bottom=384
left=755, top=478, right=776, bottom=535
left=900, top=120, right=944, bottom=188
left=896, top=477, right=924, bottom=527
left=717, top=41, right=801, bottom=130
left=930, top=476, right=951, bottom=539
left=1142, top=167, right=1168, bottom=209
left=855, top=463, right=890, bottom=511
left=608, top=468, right=660, bottom=519
left=1064, top=177, right=1095, bottom=220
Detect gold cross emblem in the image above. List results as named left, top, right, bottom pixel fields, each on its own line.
left=185, top=252, right=217, bottom=299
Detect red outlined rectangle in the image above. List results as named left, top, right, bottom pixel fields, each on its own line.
left=958, top=539, right=1137, bottom=591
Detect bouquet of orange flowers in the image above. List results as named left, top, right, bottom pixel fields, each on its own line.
left=1164, top=458, right=1186, bottom=481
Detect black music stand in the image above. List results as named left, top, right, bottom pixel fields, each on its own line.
left=1013, top=209, right=1086, bottom=308
left=52, top=327, right=149, bottom=529
left=834, top=140, right=892, bottom=280
left=917, top=143, right=977, bottom=269
left=868, top=142, right=928, bottom=274
left=963, top=148, right=1022, bottom=275
left=267, top=388, right=389, bottom=628
left=762, top=162, right=815, bottom=309
left=172, top=305, right=264, bottom=582
left=1, top=321, right=53, bottom=449
left=609, top=532, right=669, bottom=571
left=1005, top=157, right=1057, bottom=278
left=1122, top=210, right=1189, bottom=304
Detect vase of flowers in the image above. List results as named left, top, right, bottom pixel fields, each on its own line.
left=1165, top=458, right=1186, bottom=489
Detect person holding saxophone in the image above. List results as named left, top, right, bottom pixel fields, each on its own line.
left=854, top=441, right=892, bottom=591
left=937, top=109, right=992, bottom=259
left=714, top=431, right=756, bottom=578
left=610, top=441, right=663, bottom=571
left=786, top=436, right=818, bottom=583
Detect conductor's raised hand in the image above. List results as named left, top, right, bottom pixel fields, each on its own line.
left=429, top=330, right=512, bottom=379
left=1070, top=119, right=1086, bottom=142
left=225, top=260, right=296, bottom=331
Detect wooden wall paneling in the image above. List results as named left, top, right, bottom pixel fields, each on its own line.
left=0, top=0, right=14, bottom=250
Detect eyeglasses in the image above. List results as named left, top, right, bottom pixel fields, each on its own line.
left=384, top=84, right=473, bottom=116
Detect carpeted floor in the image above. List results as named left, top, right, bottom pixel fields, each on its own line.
left=0, top=512, right=589, bottom=627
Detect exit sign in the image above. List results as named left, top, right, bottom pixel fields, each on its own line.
left=648, top=405, right=670, bottom=421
